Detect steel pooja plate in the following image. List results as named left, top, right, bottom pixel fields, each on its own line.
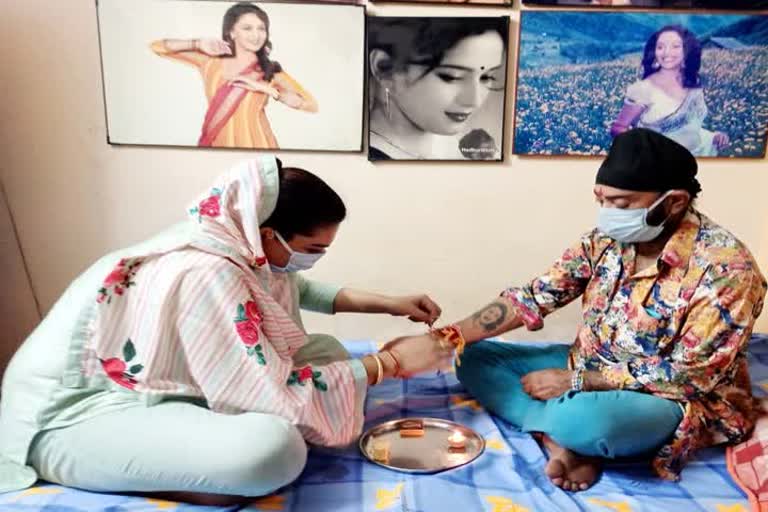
left=359, top=417, right=485, bottom=473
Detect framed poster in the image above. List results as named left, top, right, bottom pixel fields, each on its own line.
left=97, top=0, right=365, bottom=151
left=514, top=11, right=768, bottom=158
left=522, top=1, right=768, bottom=9
left=378, top=0, right=511, bottom=5
left=368, top=17, right=510, bottom=161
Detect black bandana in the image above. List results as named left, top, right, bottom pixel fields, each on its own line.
left=596, top=128, right=701, bottom=196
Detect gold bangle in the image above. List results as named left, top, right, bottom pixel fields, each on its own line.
left=372, top=353, right=384, bottom=386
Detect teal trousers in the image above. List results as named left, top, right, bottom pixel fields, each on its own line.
left=456, top=341, right=683, bottom=458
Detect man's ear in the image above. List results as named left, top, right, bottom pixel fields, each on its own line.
left=666, top=189, right=691, bottom=217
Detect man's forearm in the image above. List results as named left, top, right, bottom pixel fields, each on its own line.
left=454, top=297, right=524, bottom=343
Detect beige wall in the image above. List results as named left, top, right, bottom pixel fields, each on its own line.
left=1, top=1, right=766, bottom=348
left=0, top=183, right=40, bottom=377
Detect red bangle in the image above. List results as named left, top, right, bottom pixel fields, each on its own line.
left=380, top=350, right=402, bottom=378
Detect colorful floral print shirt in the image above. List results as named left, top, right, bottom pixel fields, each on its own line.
left=502, top=209, right=767, bottom=479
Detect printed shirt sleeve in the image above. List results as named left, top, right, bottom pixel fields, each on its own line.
left=176, top=261, right=366, bottom=446
left=296, top=274, right=341, bottom=314
left=501, top=233, right=594, bottom=331
left=150, top=40, right=210, bottom=69
left=600, top=267, right=767, bottom=400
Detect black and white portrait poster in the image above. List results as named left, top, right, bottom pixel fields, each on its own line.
left=367, top=17, right=509, bottom=162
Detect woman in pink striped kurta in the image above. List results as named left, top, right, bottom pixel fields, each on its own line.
left=0, top=156, right=451, bottom=505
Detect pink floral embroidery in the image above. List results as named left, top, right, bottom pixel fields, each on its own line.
left=104, top=268, right=126, bottom=287
left=199, top=196, right=220, bottom=217
left=298, top=366, right=314, bottom=382
left=234, top=301, right=266, bottom=364
left=287, top=365, right=327, bottom=391
left=189, top=188, right=222, bottom=222
left=100, top=339, right=143, bottom=390
left=245, top=300, right=262, bottom=324
left=236, top=321, right=260, bottom=347
left=97, top=258, right=141, bottom=304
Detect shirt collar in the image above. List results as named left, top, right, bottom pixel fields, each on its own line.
left=658, top=209, right=700, bottom=271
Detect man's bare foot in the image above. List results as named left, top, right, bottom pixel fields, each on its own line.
left=539, top=434, right=602, bottom=492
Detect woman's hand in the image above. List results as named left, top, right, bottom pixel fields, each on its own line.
left=521, top=369, right=572, bottom=400
left=383, top=295, right=441, bottom=325
left=228, top=76, right=280, bottom=99
left=197, top=38, right=232, bottom=57
left=713, top=132, right=730, bottom=151
left=382, top=334, right=454, bottom=378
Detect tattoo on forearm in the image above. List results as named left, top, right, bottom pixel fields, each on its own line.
left=472, top=302, right=508, bottom=332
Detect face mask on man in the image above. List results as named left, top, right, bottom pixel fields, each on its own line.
left=269, top=231, right=325, bottom=273
left=597, top=191, right=671, bottom=243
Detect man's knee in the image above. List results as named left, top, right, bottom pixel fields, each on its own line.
left=544, top=392, right=682, bottom=458
left=457, top=341, right=510, bottom=381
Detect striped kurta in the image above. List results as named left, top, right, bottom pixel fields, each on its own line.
left=151, top=41, right=316, bottom=149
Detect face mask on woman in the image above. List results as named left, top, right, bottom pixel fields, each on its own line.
left=597, top=192, right=671, bottom=243
left=269, top=232, right=325, bottom=273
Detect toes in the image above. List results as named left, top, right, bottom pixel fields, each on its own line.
left=579, top=482, right=589, bottom=491
left=551, top=477, right=564, bottom=487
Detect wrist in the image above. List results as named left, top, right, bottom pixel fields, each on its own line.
left=361, top=355, right=378, bottom=386
left=361, top=353, right=393, bottom=386
left=432, top=324, right=467, bottom=365
left=570, top=368, right=585, bottom=392
left=379, top=350, right=400, bottom=379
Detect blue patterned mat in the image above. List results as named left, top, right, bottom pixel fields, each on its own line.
left=4, top=336, right=766, bottom=512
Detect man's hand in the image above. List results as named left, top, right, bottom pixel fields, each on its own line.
left=521, top=369, right=572, bottom=400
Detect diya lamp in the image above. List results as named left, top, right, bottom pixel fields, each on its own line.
left=447, top=431, right=467, bottom=452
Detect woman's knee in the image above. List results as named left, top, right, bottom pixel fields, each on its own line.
left=223, top=417, right=307, bottom=496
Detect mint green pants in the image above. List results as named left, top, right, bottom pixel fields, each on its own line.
left=28, top=335, right=349, bottom=497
